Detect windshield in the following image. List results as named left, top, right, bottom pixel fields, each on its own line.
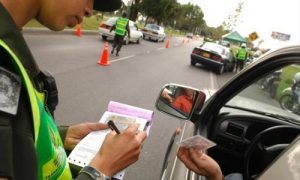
left=225, top=64, right=300, bottom=123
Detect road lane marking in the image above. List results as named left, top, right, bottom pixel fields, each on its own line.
left=157, top=47, right=165, bottom=50
left=210, top=72, right=215, bottom=89
left=110, top=55, right=135, bottom=63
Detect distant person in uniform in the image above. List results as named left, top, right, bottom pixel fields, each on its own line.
left=236, top=43, right=248, bottom=72
left=110, top=12, right=130, bottom=56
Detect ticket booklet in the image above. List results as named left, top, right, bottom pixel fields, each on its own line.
left=68, top=101, right=154, bottom=179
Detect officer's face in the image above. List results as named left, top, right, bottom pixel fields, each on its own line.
left=36, top=0, right=94, bottom=31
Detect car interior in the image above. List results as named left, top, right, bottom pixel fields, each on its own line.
left=203, top=63, right=300, bottom=179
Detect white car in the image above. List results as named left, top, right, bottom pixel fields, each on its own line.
left=141, top=24, right=166, bottom=42
left=98, top=17, right=143, bottom=45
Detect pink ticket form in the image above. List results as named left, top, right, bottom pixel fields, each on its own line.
left=108, top=101, right=154, bottom=121
left=68, top=101, right=154, bottom=180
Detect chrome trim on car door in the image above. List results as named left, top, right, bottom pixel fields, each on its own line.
left=161, top=121, right=200, bottom=180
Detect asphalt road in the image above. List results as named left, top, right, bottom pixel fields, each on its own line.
left=24, top=31, right=235, bottom=180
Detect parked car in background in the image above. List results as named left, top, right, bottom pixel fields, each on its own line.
left=141, top=24, right=166, bottom=42
left=186, top=33, right=193, bottom=39
left=98, top=17, right=143, bottom=45
left=190, top=42, right=236, bottom=74
left=156, top=45, right=300, bottom=180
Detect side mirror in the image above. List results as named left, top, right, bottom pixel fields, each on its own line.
left=155, top=84, right=206, bottom=120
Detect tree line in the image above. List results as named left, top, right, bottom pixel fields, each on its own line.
left=119, top=0, right=233, bottom=40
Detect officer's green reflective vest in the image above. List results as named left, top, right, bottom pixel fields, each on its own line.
left=0, top=39, right=72, bottom=180
left=115, top=17, right=129, bottom=36
left=237, top=48, right=247, bottom=61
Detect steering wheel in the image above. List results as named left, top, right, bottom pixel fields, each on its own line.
left=243, top=125, right=300, bottom=180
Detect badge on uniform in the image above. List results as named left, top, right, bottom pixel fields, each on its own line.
left=0, top=67, right=21, bottom=115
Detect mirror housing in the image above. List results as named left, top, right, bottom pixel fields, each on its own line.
left=155, top=84, right=206, bottom=120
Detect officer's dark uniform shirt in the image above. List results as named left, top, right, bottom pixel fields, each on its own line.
left=0, top=2, right=92, bottom=179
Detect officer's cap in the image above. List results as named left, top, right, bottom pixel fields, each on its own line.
left=94, top=0, right=122, bottom=12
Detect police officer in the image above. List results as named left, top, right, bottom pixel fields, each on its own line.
left=235, top=43, right=248, bottom=72
left=0, top=0, right=146, bottom=179
left=111, top=12, right=130, bottom=56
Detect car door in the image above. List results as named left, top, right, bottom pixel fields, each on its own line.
left=128, top=21, right=140, bottom=41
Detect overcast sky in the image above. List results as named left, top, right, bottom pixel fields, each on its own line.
left=123, top=0, right=300, bottom=49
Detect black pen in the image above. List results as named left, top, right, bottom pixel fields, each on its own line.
left=108, top=120, right=121, bottom=134
left=143, top=121, right=150, bottom=131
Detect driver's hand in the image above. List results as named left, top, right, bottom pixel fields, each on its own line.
left=177, top=147, right=223, bottom=180
left=89, top=123, right=147, bottom=177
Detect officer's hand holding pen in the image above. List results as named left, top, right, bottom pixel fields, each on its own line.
left=107, top=120, right=121, bottom=134
left=89, top=123, right=147, bottom=177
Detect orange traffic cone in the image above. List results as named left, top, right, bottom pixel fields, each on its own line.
left=98, top=42, right=110, bottom=66
left=165, top=39, right=170, bottom=48
left=74, top=24, right=81, bottom=37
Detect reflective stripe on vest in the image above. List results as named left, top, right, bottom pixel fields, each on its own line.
left=0, top=39, right=72, bottom=180
left=115, top=17, right=129, bottom=36
left=237, top=48, right=247, bottom=61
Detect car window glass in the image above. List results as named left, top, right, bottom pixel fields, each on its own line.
left=202, top=43, right=225, bottom=55
left=224, top=50, right=231, bottom=60
left=228, top=51, right=234, bottom=62
left=224, top=63, right=300, bottom=123
left=151, top=25, right=159, bottom=30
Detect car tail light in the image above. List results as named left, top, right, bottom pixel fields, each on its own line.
left=212, top=55, right=222, bottom=61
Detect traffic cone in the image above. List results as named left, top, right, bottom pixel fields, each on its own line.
left=74, top=24, right=81, bottom=37
left=98, top=42, right=110, bottom=66
left=165, top=38, right=170, bottom=48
